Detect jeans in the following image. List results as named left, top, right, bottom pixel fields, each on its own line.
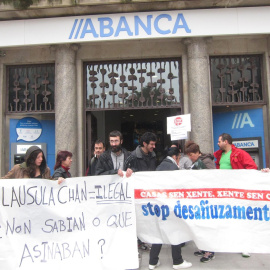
left=149, top=244, right=184, bottom=265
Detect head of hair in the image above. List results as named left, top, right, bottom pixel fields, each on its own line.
left=166, top=146, right=180, bottom=157
left=54, top=150, right=73, bottom=170
left=219, top=133, right=232, bottom=144
left=185, top=141, right=201, bottom=154
left=26, top=149, right=47, bottom=178
left=139, top=132, right=157, bottom=146
left=109, top=130, right=123, bottom=141
left=94, top=139, right=105, bottom=148
left=170, top=141, right=183, bottom=152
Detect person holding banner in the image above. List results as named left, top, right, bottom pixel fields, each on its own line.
left=1, top=145, right=51, bottom=179
left=214, top=132, right=257, bottom=258
left=149, top=147, right=192, bottom=270
left=52, top=150, right=73, bottom=179
left=131, top=132, right=157, bottom=171
left=131, top=132, right=157, bottom=251
left=95, top=130, right=137, bottom=177
left=214, top=133, right=257, bottom=170
left=185, top=141, right=216, bottom=263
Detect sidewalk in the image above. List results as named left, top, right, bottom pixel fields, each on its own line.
left=138, top=241, right=270, bottom=270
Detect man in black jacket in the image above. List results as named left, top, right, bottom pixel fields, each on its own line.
left=86, top=139, right=105, bottom=176
left=95, top=130, right=136, bottom=177
left=131, top=132, right=157, bottom=251
left=131, top=132, right=157, bottom=171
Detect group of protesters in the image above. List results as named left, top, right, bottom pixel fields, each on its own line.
left=1, top=129, right=266, bottom=270
left=1, top=145, right=72, bottom=184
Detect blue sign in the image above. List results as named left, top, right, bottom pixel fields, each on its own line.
left=16, top=117, right=42, bottom=142
left=10, top=119, right=55, bottom=172
left=213, top=108, right=265, bottom=167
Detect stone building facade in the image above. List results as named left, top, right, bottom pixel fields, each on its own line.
left=0, top=0, right=269, bottom=176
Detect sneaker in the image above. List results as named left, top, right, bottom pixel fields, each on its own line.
left=138, top=242, right=150, bottom=251
left=200, top=252, right=215, bottom=263
left=194, top=250, right=205, bottom=257
left=149, top=260, right=160, bottom=269
left=173, top=260, right=192, bottom=269
left=242, top=252, right=251, bottom=258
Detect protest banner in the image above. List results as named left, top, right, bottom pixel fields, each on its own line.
left=0, top=175, right=138, bottom=270
left=134, top=169, right=270, bottom=253
left=1, top=169, right=270, bottom=270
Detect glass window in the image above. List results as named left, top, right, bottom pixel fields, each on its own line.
left=210, top=55, right=264, bottom=105
left=85, top=59, right=182, bottom=110
left=7, top=64, right=55, bottom=113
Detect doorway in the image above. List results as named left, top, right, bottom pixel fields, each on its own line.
left=85, top=107, right=181, bottom=170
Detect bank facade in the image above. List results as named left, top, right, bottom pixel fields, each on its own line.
left=0, top=0, right=269, bottom=176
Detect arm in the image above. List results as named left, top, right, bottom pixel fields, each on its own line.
left=124, top=154, right=138, bottom=173
left=202, top=157, right=216, bottom=169
left=52, top=168, right=65, bottom=179
left=95, top=156, right=117, bottom=175
left=179, top=156, right=192, bottom=170
left=242, top=153, right=258, bottom=169
left=1, top=165, right=18, bottom=179
left=86, top=157, right=95, bottom=176
left=1, top=167, right=15, bottom=179
left=213, top=150, right=221, bottom=169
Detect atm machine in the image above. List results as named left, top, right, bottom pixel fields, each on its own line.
left=232, top=137, right=263, bottom=169
left=10, top=143, right=47, bottom=169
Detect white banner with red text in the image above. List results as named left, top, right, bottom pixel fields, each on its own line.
left=134, top=169, right=270, bottom=253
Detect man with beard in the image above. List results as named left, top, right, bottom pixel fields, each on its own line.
left=214, top=132, right=257, bottom=258
left=131, top=132, right=157, bottom=171
left=131, top=132, right=157, bottom=251
left=95, top=130, right=136, bottom=177
left=214, top=133, right=257, bottom=170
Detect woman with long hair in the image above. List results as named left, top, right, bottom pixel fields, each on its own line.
left=52, top=150, right=73, bottom=179
left=1, top=146, right=50, bottom=179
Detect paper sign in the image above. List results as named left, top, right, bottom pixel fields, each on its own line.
left=167, top=114, right=191, bottom=140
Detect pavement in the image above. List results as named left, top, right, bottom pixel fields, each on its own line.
left=138, top=241, right=270, bottom=270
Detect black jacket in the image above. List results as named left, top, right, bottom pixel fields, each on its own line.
left=95, top=148, right=137, bottom=175
left=52, top=167, right=71, bottom=178
left=156, top=157, right=179, bottom=171
left=131, top=146, right=156, bottom=172
left=86, top=156, right=99, bottom=176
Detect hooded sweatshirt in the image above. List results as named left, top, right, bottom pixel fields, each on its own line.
left=1, top=146, right=50, bottom=179
left=199, top=153, right=216, bottom=169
